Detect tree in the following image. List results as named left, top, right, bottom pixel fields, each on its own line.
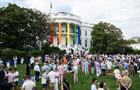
left=0, top=4, right=30, bottom=49
left=0, top=4, right=54, bottom=49
left=90, top=21, right=132, bottom=54
left=25, top=8, right=55, bottom=49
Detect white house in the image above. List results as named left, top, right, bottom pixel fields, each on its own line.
left=50, top=12, right=93, bottom=54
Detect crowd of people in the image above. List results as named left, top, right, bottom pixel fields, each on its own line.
left=0, top=54, right=140, bottom=90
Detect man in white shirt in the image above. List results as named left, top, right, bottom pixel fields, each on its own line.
left=6, top=62, right=10, bottom=69
left=55, top=69, right=59, bottom=90
left=47, top=69, right=57, bottom=90
left=21, top=75, right=35, bottom=90
left=91, top=78, right=98, bottom=90
left=107, top=60, right=112, bottom=73
left=14, top=68, right=19, bottom=90
left=75, top=57, right=80, bottom=66
left=30, top=56, right=35, bottom=69
left=34, top=62, right=40, bottom=82
left=8, top=69, right=15, bottom=83
left=13, top=56, right=17, bottom=68
left=113, top=66, right=121, bottom=90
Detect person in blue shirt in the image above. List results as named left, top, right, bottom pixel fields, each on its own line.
left=101, top=61, right=106, bottom=75
left=41, top=63, right=48, bottom=71
left=123, top=61, right=129, bottom=69
left=49, top=63, right=53, bottom=70
left=84, top=60, right=89, bottom=75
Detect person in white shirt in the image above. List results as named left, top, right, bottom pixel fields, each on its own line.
left=75, top=57, right=80, bottom=66
left=21, top=75, right=35, bottom=90
left=55, top=69, right=59, bottom=90
left=73, top=64, right=78, bottom=83
left=8, top=69, right=15, bottom=83
left=91, top=78, right=98, bottom=90
left=113, top=66, right=121, bottom=90
left=107, top=60, right=112, bottom=73
left=6, top=62, right=10, bottom=69
left=14, top=68, right=19, bottom=90
left=13, top=56, right=17, bottom=68
left=30, top=56, right=35, bottom=69
left=21, top=57, right=24, bottom=64
left=34, top=62, right=40, bottom=82
left=47, top=69, right=57, bottom=90
left=7, top=68, right=16, bottom=90
left=41, top=70, right=48, bottom=90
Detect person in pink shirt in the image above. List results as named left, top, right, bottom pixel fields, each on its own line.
left=57, top=62, right=64, bottom=84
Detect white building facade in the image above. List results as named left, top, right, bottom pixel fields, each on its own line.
left=51, top=12, right=93, bottom=54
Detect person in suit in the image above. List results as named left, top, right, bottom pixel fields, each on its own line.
left=0, top=66, right=13, bottom=90
left=0, top=66, right=8, bottom=83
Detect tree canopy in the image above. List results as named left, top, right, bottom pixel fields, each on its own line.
left=90, top=21, right=133, bottom=54
left=0, top=4, right=53, bottom=50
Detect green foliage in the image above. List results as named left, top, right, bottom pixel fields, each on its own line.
left=0, top=46, right=66, bottom=60
left=28, top=50, right=44, bottom=57
left=1, top=48, right=44, bottom=59
left=0, top=4, right=30, bottom=49
left=133, top=49, right=140, bottom=54
left=42, top=43, right=66, bottom=55
left=0, top=4, right=54, bottom=49
left=42, top=43, right=52, bottom=54
left=50, top=47, right=60, bottom=54
left=24, top=8, right=54, bottom=49
left=1, top=48, right=27, bottom=59
left=59, top=50, right=66, bottom=56
left=1, top=48, right=16, bottom=59
left=90, top=21, right=133, bottom=54
left=127, top=39, right=138, bottom=44
left=0, top=48, right=2, bottom=56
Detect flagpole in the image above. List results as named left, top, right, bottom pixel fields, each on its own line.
left=49, top=0, right=52, bottom=17
left=50, top=0, right=53, bottom=46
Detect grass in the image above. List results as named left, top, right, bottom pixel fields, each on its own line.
left=10, top=64, right=140, bottom=90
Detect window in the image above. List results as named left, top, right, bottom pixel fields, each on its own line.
left=85, top=31, right=87, bottom=36
left=85, top=40, right=87, bottom=47
left=62, top=24, right=64, bottom=33
left=66, top=24, right=67, bottom=32
left=66, top=38, right=67, bottom=46
left=57, top=25, right=59, bottom=32
left=90, top=40, right=92, bottom=47
left=71, top=25, right=74, bottom=33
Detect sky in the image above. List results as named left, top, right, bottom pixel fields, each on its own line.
left=0, top=0, right=140, bottom=39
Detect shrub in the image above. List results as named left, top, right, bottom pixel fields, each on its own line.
left=133, top=49, right=140, bottom=54
left=14, top=50, right=27, bottom=58
left=59, top=50, right=66, bottom=56
left=1, top=48, right=15, bottom=59
left=0, top=48, right=2, bottom=56
left=28, top=50, right=44, bottom=57
left=1, top=48, right=29, bottom=60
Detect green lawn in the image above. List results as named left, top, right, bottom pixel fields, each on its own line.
left=11, top=64, right=140, bottom=90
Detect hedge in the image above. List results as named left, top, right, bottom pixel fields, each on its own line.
left=0, top=47, right=66, bottom=60
left=28, top=50, right=44, bottom=57
left=1, top=48, right=28, bottom=60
